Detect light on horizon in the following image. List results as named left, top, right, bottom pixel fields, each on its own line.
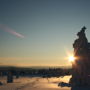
left=69, top=55, right=75, bottom=62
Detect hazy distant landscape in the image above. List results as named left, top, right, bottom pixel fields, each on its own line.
left=0, top=66, right=72, bottom=77
left=0, top=66, right=71, bottom=90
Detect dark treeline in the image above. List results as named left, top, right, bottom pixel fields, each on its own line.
left=0, top=66, right=72, bottom=78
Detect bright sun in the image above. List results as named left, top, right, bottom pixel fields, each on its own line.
left=69, top=56, right=75, bottom=62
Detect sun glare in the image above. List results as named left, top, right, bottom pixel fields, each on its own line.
left=69, top=55, right=75, bottom=62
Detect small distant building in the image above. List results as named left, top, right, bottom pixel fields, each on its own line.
left=7, top=71, right=13, bottom=83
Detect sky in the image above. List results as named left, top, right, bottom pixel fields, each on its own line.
left=0, top=0, right=90, bottom=67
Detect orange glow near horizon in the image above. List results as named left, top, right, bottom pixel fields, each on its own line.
left=68, top=55, right=75, bottom=62
left=64, top=49, right=76, bottom=63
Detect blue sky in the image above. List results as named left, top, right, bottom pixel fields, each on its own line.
left=0, top=0, right=90, bottom=66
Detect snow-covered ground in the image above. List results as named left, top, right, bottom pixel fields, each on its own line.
left=0, top=76, right=71, bottom=90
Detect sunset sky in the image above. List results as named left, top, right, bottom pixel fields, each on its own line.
left=0, top=0, right=90, bottom=67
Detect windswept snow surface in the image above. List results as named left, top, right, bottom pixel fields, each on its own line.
left=0, top=76, right=71, bottom=90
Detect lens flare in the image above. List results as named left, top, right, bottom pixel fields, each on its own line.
left=69, top=55, right=75, bottom=62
